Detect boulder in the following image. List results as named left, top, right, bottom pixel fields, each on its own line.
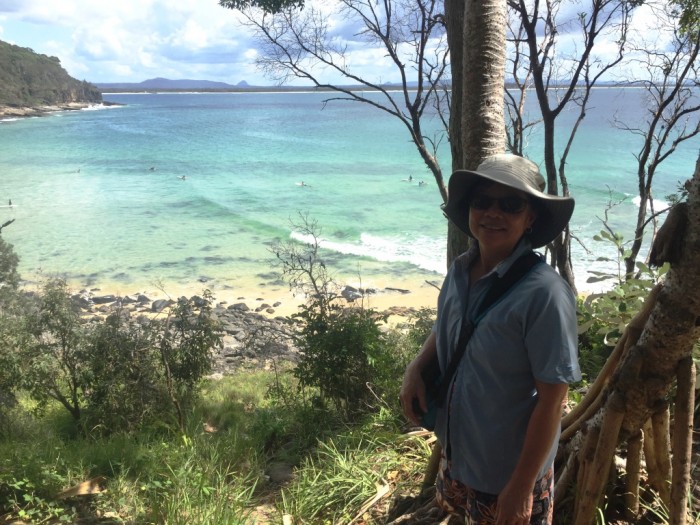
left=151, top=299, right=174, bottom=313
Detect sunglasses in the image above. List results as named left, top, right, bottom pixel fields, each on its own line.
left=468, top=194, right=529, bottom=214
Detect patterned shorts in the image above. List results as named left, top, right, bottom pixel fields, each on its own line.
left=436, top=459, right=554, bottom=525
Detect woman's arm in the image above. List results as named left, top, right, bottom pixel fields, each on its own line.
left=496, top=380, right=568, bottom=525
left=399, top=330, right=437, bottom=425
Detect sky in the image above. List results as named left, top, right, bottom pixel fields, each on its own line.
left=0, top=0, right=673, bottom=86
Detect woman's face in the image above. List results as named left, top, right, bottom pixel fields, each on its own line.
left=467, top=182, right=537, bottom=257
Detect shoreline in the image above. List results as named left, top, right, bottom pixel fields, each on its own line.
left=21, top=272, right=441, bottom=323
left=0, top=101, right=120, bottom=119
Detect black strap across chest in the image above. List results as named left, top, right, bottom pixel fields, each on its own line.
left=434, top=250, right=542, bottom=406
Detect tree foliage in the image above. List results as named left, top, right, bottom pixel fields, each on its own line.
left=0, top=235, right=22, bottom=428
left=0, top=235, right=20, bottom=303
left=219, top=0, right=304, bottom=14
left=672, top=0, right=700, bottom=33
left=0, top=40, right=102, bottom=108
left=4, top=279, right=223, bottom=435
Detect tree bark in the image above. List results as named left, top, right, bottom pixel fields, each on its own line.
left=444, top=0, right=507, bottom=266
left=671, top=358, right=695, bottom=525
left=561, top=154, right=700, bottom=522
left=460, top=0, right=506, bottom=166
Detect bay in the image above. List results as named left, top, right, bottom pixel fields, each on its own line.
left=0, top=88, right=696, bottom=302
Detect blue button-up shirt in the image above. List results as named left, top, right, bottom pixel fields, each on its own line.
left=433, top=239, right=581, bottom=494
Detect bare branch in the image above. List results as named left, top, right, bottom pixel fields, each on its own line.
left=238, top=0, right=449, bottom=201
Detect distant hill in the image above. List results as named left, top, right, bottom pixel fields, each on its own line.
left=96, top=78, right=251, bottom=92
left=0, top=39, right=102, bottom=113
left=95, top=78, right=415, bottom=94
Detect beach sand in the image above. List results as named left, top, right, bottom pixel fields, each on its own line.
left=51, top=272, right=441, bottom=323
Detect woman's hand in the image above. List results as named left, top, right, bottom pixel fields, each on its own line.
left=399, top=331, right=437, bottom=425
left=496, top=480, right=533, bottom=525
left=399, top=358, right=427, bottom=425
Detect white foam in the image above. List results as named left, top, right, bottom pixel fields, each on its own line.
left=289, top=231, right=447, bottom=274
left=631, top=195, right=671, bottom=211
left=81, top=104, right=112, bottom=112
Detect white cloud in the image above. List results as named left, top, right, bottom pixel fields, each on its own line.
left=0, top=0, right=261, bottom=83
left=1, top=0, right=682, bottom=85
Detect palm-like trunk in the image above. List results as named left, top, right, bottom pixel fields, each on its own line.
left=444, top=0, right=507, bottom=265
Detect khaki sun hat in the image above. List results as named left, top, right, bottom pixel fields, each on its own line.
left=442, top=154, right=575, bottom=248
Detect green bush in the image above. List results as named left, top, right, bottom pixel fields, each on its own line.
left=83, top=291, right=223, bottom=434
left=0, top=235, right=20, bottom=300
left=13, top=280, right=222, bottom=435
left=82, top=310, right=168, bottom=434
left=21, top=279, right=88, bottom=422
left=0, top=234, right=24, bottom=428
left=380, top=307, right=436, bottom=415
left=292, top=297, right=391, bottom=419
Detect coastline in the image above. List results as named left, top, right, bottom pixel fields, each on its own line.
left=0, top=101, right=120, bottom=118
left=23, top=272, right=441, bottom=323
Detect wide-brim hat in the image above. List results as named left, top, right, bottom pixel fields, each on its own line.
left=443, top=154, right=575, bottom=248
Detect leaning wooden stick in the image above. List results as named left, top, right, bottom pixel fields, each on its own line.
left=652, top=406, right=672, bottom=508
left=624, top=431, right=643, bottom=522
left=573, top=392, right=626, bottom=525
left=670, top=357, right=695, bottom=525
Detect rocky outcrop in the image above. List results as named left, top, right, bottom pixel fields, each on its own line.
left=71, top=287, right=424, bottom=376
left=0, top=39, right=103, bottom=116
left=73, top=291, right=299, bottom=375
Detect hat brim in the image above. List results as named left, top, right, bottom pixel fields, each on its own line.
left=443, top=169, right=575, bottom=249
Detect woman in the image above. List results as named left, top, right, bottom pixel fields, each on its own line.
left=400, top=154, right=581, bottom=525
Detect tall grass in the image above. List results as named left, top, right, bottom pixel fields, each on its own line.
left=0, top=366, right=433, bottom=524
left=279, top=430, right=432, bottom=523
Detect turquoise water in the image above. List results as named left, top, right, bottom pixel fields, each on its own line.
left=0, top=88, right=697, bottom=295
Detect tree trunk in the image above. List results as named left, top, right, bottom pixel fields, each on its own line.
left=444, top=0, right=507, bottom=266
left=560, top=154, right=700, bottom=523
left=461, top=0, right=506, bottom=166
left=444, top=0, right=471, bottom=265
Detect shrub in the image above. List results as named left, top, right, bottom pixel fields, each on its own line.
left=292, top=297, right=391, bottom=419
left=83, top=292, right=223, bottom=434
left=0, top=234, right=20, bottom=300
left=16, top=280, right=222, bottom=435
left=21, top=279, right=88, bottom=422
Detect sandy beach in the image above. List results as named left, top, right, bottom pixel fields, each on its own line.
left=49, top=271, right=442, bottom=323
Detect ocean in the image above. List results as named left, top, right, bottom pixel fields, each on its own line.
left=0, top=88, right=697, bottom=300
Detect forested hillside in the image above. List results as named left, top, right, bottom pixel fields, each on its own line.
left=0, top=40, right=102, bottom=112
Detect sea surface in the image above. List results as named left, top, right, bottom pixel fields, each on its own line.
left=0, top=88, right=697, bottom=298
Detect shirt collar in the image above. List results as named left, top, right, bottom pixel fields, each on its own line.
left=463, top=238, right=534, bottom=279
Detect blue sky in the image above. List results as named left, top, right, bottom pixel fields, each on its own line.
left=0, top=0, right=671, bottom=86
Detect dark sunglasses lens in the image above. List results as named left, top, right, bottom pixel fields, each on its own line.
left=469, top=195, right=493, bottom=210
left=469, top=194, right=527, bottom=213
left=500, top=196, right=528, bottom=213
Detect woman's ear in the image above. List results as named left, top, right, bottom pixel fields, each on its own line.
left=526, top=207, right=537, bottom=229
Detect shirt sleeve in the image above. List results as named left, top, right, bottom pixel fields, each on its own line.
left=524, top=268, right=582, bottom=384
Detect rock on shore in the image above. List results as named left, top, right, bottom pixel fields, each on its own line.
left=0, top=101, right=121, bottom=118
left=72, top=290, right=300, bottom=376
left=69, top=285, right=427, bottom=377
